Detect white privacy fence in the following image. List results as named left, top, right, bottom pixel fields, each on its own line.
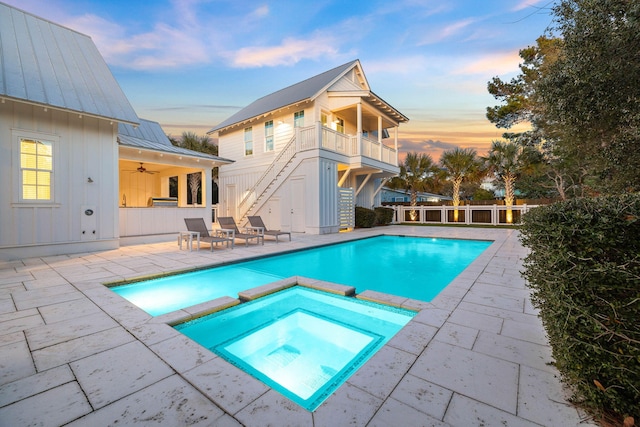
left=388, top=204, right=539, bottom=226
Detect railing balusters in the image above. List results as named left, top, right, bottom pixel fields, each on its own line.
left=389, top=204, right=538, bottom=226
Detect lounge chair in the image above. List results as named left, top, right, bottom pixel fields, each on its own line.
left=217, top=216, right=263, bottom=246
left=247, top=216, right=291, bottom=243
left=184, top=218, right=234, bottom=251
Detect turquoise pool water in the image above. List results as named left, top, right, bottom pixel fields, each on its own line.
left=175, top=286, right=415, bottom=411
left=112, top=235, right=491, bottom=316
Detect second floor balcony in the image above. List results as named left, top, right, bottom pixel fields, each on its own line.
left=297, top=123, right=399, bottom=171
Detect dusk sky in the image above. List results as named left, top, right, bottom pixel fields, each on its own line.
left=7, top=0, right=554, bottom=159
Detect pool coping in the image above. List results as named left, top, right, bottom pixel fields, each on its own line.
left=0, top=226, right=593, bottom=426
left=105, top=233, right=502, bottom=419
left=110, top=232, right=486, bottom=324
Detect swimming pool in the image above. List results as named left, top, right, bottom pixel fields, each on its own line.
left=175, top=286, right=415, bottom=411
left=111, top=235, right=491, bottom=316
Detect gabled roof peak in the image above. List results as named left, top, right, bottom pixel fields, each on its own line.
left=209, top=59, right=365, bottom=133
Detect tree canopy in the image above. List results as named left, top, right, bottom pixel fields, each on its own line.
left=169, top=131, right=218, bottom=156
left=388, top=152, right=439, bottom=219
left=439, top=147, right=484, bottom=206
left=487, top=0, right=640, bottom=196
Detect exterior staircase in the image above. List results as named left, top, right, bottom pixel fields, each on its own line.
left=237, top=134, right=299, bottom=224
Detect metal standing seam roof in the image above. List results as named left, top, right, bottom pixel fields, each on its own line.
left=118, top=119, right=233, bottom=163
left=0, top=2, right=139, bottom=125
left=208, top=60, right=363, bottom=133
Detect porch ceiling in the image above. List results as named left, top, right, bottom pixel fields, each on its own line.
left=119, top=146, right=228, bottom=170
left=337, top=163, right=399, bottom=177
left=332, top=103, right=398, bottom=131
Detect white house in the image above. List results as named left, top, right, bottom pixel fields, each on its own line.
left=209, top=60, right=409, bottom=234
left=380, top=187, right=452, bottom=203
left=0, top=4, right=231, bottom=260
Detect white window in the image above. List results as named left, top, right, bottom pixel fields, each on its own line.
left=264, top=120, right=274, bottom=152
left=335, top=117, right=345, bottom=133
left=244, top=127, right=253, bottom=155
left=294, top=110, right=304, bottom=128
left=16, top=132, right=57, bottom=203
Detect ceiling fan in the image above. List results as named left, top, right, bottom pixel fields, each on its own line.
left=128, top=162, right=158, bottom=174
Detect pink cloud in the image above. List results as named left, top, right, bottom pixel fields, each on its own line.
left=229, top=35, right=339, bottom=68
left=454, top=51, right=522, bottom=76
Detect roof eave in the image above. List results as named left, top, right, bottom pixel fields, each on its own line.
left=207, top=98, right=312, bottom=134
left=119, top=144, right=234, bottom=165
left=1, top=96, right=140, bottom=126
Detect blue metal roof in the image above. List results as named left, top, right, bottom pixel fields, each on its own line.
left=0, top=3, right=139, bottom=124
left=209, top=60, right=361, bottom=133
left=118, top=119, right=233, bottom=163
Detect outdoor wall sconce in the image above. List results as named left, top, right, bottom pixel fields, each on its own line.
left=87, top=177, right=94, bottom=183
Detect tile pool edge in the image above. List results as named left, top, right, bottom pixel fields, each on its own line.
left=103, top=233, right=493, bottom=290
left=173, top=284, right=419, bottom=412
left=101, top=236, right=386, bottom=289
left=151, top=277, right=371, bottom=326
left=84, top=228, right=514, bottom=421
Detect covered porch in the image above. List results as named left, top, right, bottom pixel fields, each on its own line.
left=117, top=120, right=233, bottom=238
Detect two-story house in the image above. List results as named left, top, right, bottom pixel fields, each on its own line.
left=209, top=60, right=408, bottom=234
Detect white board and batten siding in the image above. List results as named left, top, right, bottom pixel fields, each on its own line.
left=0, top=100, right=120, bottom=259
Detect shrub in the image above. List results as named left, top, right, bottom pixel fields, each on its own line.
left=519, top=194, right=640, bottom=421
left=355, top=206, right=376, bottom=228
left=374, top=207, right=394, bottom=225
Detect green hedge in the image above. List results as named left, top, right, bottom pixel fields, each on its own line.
left=374, top=207, right=394, bottom=225
left=519, top=194, right=640, bottom=420
left=355, top=206, right=376, bottom=228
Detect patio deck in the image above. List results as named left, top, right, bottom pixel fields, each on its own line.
left=0, top=226, right=594, bottom=426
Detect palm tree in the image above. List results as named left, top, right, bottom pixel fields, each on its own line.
left=483, top=140, right=533, bottom=223
left=440, top=147, right=484, bottom=222
left=389, top=152, right=438, bottom=221
left=168, top=132, right=221, bottom=203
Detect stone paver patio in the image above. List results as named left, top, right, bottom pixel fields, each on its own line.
left=0, top=226, right=594, bottom=426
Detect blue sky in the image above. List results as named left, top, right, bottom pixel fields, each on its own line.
left=9, top=0, right=553, bottom=159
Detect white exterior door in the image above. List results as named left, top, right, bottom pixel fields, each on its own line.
left=225, top=185, right=236, bottom=218
left=265, top=198, right=281, bottom=230
left=291, top=179, right=305, bottom=233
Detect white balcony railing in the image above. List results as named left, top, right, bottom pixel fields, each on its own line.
left=299, top=124, right=397, bottom=166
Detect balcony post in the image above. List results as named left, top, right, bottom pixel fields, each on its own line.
left=378, top=116, right=383, bottom=161
left=394, top=126, right=398, bottom=166
left=316, top=121, right=322, bottom=149
left=357, top=102, right=362, bottom=156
